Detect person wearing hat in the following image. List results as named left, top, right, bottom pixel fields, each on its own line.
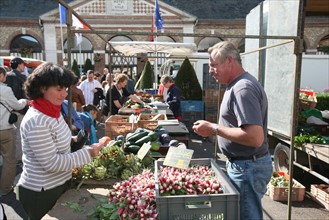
left=5, top=57, right=28, bottom=163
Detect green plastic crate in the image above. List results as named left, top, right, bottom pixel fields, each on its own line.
left=155, top=158, right=240, bottom=220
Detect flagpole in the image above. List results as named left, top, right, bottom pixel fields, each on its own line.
left=154, top=0, right=158, bottom=89
left=59, top=4, right=65, bottom=61
left=79, top=41, right=82, bottom=74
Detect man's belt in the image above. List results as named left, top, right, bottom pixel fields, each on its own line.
left=227, top=151, right=269, bottom=161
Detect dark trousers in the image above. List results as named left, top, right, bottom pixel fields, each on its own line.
left=16, top=180, right=70, bottom=220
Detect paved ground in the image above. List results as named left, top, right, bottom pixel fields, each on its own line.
left=1, top=122, right=328, bottom=219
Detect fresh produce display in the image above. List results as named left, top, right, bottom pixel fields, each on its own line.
left=158, top=165, right=223, bottom=196
left=72, top=141, right=154, bottom=182
left=299, top=91, right=316, bottom=102
left=89, top=169, right=157, bottom=220
left=124, top=128, right=162, bottom=154
left=270, top=172, right=299, bottom=187
left=89, top=164, right=223, bottom=220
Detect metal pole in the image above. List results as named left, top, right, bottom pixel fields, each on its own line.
left=287, top=0, right=306, bottom=219
left=66, top=8, right=73, bottom=130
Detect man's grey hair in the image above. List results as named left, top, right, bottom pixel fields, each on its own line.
left=208, top=41, right=242, bottom=65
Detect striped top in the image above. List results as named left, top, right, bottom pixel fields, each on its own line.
left=17, top=107, right=92, bottom=192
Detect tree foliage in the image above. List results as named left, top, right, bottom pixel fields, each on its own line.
left=71, top=59, right=80, bottom=78
left=138, top=60, right=154, bottom=89
left=83, top=58, right=93, bottom=73
left=174, top=57, right=202, bottom=100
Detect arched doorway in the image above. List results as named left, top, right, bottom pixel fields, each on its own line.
left=10, top=35, right=43, bottom=60
left=197, top=37, right=223, bottom=52
left=64, top=36, right=93, bottom=74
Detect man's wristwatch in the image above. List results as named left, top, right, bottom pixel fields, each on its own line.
left=212, top=124, right=219, bottom=136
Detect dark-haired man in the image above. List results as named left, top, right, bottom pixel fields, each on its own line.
left=5, top=57, right=28, bottom=162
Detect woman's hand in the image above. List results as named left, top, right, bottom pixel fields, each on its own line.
left=88, top=142, right=105, bottom=157
left=71, top=136, right=78, bottom=143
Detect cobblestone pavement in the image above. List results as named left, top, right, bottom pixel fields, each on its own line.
left=1, top=123, right=328, bottom=219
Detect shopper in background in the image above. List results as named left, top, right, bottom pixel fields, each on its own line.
left=192, top=41, right=272, bottom=220
left=69, top=77, right=85, bottom=111
left=0, top=66, right=27, bottom=196
left=78, top=104, right=99, bottom=145
left=160, top=75, right=182, bottom=121
left=78, top=70, right=102, bottom=105
left=16, top=63, right=105, bottom=220
left=105, top=73, right=144, bottom=116
left=4, top=57, right=28, bottom=162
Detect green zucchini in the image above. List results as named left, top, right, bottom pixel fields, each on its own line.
left=126, top=145, right=141, bottom=154
left=147, top=131, right=159, bottom=141
left=126, top=131, right=149, bottom=142
left=135, top=136, right=152, bottom=146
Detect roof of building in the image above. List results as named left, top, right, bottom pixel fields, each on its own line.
left=0, top=0, right=326, bottom=21
left=0, top=0, right=75, bottom=20
left=0, top=0, right=262, bottom=20
left=163, top=0, right=263, bottom=20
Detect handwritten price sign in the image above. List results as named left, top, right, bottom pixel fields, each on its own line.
left=163, top=147, right=194, bottom=169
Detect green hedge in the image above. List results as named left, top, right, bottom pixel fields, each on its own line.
left=316, top=93, right=329, bottom=110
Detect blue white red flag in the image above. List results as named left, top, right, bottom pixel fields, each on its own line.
left=59, top=4, right=90, bottom=30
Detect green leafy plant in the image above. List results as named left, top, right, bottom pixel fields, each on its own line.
left=174, top=57, right=202, bottom=100
left=138, top=60, right=154, bottom=89
left=315, top=92, right=329, bottom=110
left=71, top=59, right=80, bottom=78
left=83, top=58, right=93, bottom=74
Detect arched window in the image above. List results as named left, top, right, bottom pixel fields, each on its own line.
left=109, top=35, right=133, bottom=42
left=317, top=35, right=329, bottom=54
left=156, top=36, right=175, bottom=42
left=198, top=37, right=222, bottom=52
left=10, top=35, right=42, bottom=59
left=63, top=36, right=93, bottom=53
left=63, top=36, right=93, bottom=67
left=107, top=35, right=133, bottom=68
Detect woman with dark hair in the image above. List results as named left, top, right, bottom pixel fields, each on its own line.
left=16, top=63, right=106, bottom=220
left=79, top=104, right=99, bottom=145
left=69, top=76, right=85, bottom=111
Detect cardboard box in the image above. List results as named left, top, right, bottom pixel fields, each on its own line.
left=269, top=172, right=305, bottom=202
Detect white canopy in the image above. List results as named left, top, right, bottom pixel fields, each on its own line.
left=110, top=41, right=197, bottom=56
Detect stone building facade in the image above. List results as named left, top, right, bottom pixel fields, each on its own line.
left=0, top=0, right=328, bottom=68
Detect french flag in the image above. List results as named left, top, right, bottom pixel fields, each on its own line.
left=59, top=4, right=90, bottom=30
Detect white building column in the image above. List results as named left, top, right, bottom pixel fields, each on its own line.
left=183, top=24, right=195, bottom=44
left=43, top=24, right=58, bottom=64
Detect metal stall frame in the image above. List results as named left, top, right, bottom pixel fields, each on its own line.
left=57, top=0, right=306, bottom=219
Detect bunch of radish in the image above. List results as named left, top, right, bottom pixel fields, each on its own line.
left=108, top=169, right=158, bottom=219
left=158, top=165, right=223, bottom=196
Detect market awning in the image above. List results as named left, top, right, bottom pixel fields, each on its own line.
left=110, top=41, right=197, bottom=56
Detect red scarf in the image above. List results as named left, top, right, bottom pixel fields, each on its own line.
left=29, top=98, right=61, bottom=118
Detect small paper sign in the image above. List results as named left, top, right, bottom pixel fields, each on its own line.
left=137, top=142, right=151, bottom=160
left=163, top=147, right=194, bottom=169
